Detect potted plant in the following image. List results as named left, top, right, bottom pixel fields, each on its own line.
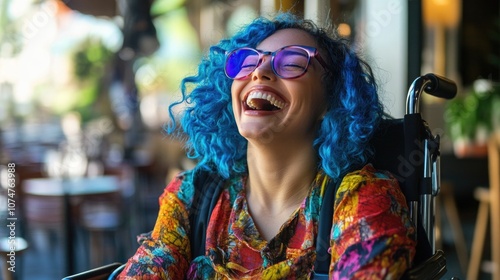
left=444, top=79, right=500, bottom=157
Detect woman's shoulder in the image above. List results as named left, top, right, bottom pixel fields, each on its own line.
left=163, top=167, right=231, bottom=205
left=166, top=167, right=223, bottom=189
left=336, top=163, right=400, bottom=195
left=334, top=163, right=409, bottom=217
left=344, top=163, right=397, bottom=181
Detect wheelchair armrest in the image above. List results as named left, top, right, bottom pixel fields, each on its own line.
left=404, top=250, right=447, bottom=280
left=61, top=262, right=123, bottom=280
left=108, top=264, right=126, bottom=279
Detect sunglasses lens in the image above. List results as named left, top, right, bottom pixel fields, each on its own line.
left=225, top=48, right=260, bottom=79
left=274, top=47, right=310, bottom=78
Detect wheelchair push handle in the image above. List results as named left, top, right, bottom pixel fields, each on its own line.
left=423, top=73, right=457, bottom=100
left=407, top=73, right=457, bottom=114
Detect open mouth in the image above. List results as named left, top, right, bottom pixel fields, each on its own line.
left=244, top=91, right=285, bottom=111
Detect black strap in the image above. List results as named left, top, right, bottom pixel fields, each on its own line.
left=313, top=177, right=341, bottom=278
left=188, top=169, right=224, bottom=260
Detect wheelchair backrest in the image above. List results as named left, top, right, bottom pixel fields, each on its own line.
left=369, top=117, right=433, bottom=265
left=370, top=118, right=406, bottom=188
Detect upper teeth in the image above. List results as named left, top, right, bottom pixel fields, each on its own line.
left=246, top=91, right=285, bottom=109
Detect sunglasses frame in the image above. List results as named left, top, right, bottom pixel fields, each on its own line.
left=224, top=45, right=328, bottom=80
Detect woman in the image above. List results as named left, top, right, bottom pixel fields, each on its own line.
left=118, top=12, right=416, bottom=279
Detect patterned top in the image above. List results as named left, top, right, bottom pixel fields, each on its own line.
left=118, top=164, right=416, bottom=279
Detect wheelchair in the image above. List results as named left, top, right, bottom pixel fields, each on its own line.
left=62, top=73, right=457, bottom=280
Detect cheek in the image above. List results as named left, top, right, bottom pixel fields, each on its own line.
left=310, top=99, right=327, bottom=123
left=307, top=83, right=328, bottom=116
left=231, top=81, right=244, bottom=113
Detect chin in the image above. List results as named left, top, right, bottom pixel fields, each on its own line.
left=238, top=125, right=279, bottom=145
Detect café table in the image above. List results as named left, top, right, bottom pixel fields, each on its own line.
left=22, top=176, right=120, bottom=276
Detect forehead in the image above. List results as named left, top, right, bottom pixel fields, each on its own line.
left=256, top=28, right=317, bottom=51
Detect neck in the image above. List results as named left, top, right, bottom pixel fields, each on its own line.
left=245, top=143, right=318, bottom=214
left=244, top=143, right=318, bottom=241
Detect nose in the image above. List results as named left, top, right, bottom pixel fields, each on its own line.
left=251, top=56, right=276, bottom=81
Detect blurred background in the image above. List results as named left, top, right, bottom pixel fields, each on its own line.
left=0, top=0, right=499, bottom=279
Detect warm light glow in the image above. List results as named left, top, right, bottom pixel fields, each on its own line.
left=337, top=23, right=351, bottom=38
left=423, top=0, right=461, bottom=28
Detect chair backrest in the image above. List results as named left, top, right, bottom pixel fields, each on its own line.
left=369, top=118, right=433, bottom=265
left=370, top=118, right=406, bottom=188
left=78, top=190, right=123, bottom=230
left=23, top=194, right=65, bottom=226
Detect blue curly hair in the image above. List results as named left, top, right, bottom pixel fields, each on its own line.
left=168, top=12, right=384, bottom=179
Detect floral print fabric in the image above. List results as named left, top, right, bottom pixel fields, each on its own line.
left=118, top=164, right=415, bottom=279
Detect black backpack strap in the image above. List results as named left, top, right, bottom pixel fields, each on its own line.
left=188, top=169, right=224, bottom=260
left=313, top=177, right=341, bottom=279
